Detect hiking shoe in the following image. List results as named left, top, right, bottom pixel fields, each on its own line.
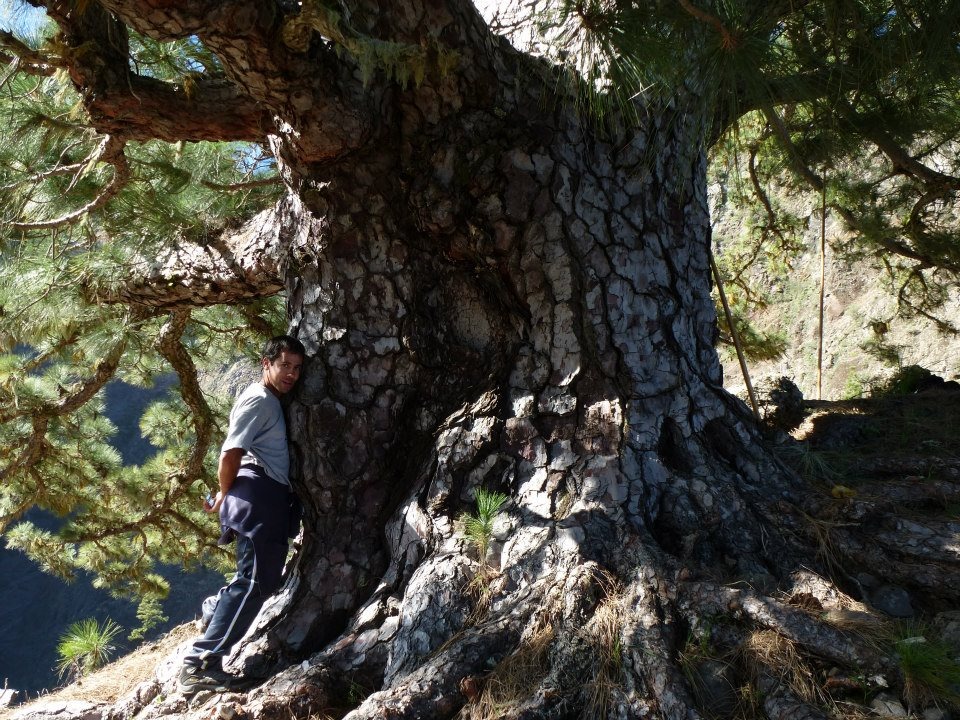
left=178, top=664, right=236, bottom=694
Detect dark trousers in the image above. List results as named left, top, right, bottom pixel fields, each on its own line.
left=183, top=534, right=281, bottom=670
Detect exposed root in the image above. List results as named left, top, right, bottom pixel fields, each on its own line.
left=682, top=581, right=887, bottom=673
left=756, top=675, right=830, bottom=720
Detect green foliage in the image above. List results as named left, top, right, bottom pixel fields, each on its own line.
left=55, top=617, right=122, bottom=680
left=860, top=337, right=904, bottom=369
left=129, top=593, right=168, bottom=641
left=460, top=489, right=509, bottom=564
left=893, top=626, right=960, bottom=709
left=841, top=372, right=868, bottom=400
left=0, top=17, right=283, bottom=599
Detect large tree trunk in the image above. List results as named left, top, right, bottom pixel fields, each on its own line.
left=218, top=60, right=873, bottom=720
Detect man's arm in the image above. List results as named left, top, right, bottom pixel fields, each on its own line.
left=207, top=447, right=245, bottom=513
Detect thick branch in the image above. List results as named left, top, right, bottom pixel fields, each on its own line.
left=81, top=74, right=274, bottom=144
left=34, top=0, right=375, bottom=158
left=96, top=197, right=300, bottom=309
left=0, top=30, right=59, bottom=75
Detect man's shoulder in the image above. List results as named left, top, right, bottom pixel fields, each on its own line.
left=234, top=383, right=280, bottom=411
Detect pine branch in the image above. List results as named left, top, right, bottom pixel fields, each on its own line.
left=0, top=416, right=49, bottom=488
left=0, top=30, right=59, bottom=76
left=10, top=135, right=130, bottom=231
left=676, top=0, right=739, bottom=49
left=0, top=327, right=131, bottom=425
left=760, top=104, right=959, bottom=272
left=155, top=309, right=214, bottom=481
left=835, top=98, right=960, bottom=189
left=69, top=309, right=215, bottom=543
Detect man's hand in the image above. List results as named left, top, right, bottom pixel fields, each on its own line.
left=203, top=491, right=224, bottom=513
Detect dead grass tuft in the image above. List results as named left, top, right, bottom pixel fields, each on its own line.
left=822, top=608, right=887, bottom=639
left=458, top=620, right=555, bottom=720
left=740, top=630, right=818, bottom=705
left=582, top=583, right=626, bottom=719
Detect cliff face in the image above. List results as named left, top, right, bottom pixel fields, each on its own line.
left=0, top=380, right=218, bottom=696
left=709, top=176, right=960, bottom=402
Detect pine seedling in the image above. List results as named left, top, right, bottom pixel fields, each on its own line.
left=55, top=617, right=122, bottom=681
left=460, top=489, right=509, bottom=564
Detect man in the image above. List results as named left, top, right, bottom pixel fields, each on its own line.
left=179, top=335, right=306, bottom=694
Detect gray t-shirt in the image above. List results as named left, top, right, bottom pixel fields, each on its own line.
left=221, top=382, right=289, bottom=486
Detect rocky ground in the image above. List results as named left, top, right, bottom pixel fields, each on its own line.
left=4, top=385, right=959, bottom=720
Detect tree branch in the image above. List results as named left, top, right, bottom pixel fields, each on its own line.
left=760, top=104, right=960, bottom=272
left=30, top=0, right=374, bottom=159
left=68, top=308, right=216, bottom=543
left=836, top=98, right=960, bottom=189
left=0, top=329, right=130, bottom=426
left=0, top=29, right=59, bottom=76
left=156, top=308, right=214, bottom=480
left=95, top=197, right=297, bottom=309
left=10, top=135, right=130, bottom=231
left=676, top=0, right=739, bottom=49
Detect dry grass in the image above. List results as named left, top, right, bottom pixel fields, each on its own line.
left=582, top=586, right=626, bottom=719
left=458, top=620, right=555, bottom=720
left=1, top=623, right=194, bottom=720
left=740, top=630, right=817, bottom=705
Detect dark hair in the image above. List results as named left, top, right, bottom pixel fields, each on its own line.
left=262, top=335, right=306, bottom=361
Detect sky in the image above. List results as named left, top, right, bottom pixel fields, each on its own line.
left=0, top=1, right=47, bottom=38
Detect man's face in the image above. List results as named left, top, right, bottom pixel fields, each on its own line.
left=262, top=350, right=304, bottom=396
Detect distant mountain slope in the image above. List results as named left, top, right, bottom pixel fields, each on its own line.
left=709, top=178, right=960, bottom=402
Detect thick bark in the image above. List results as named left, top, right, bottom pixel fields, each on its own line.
left=234, top=60, right=875, bottom=720
left=22, top=2, right=958, bottom=719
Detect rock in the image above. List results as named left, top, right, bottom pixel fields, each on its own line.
left=0, top=689, right=19, bottom=707
left=856, top=572, right=879, bottom=590
left=11, top=700, right=105, bottom=720
left=871, top=584, right=914, bottom=618
left=690, top=659, right=739, bottom=719
left=760, top=377, right=805, bottom=431
left=870, top=693, right=908, bottom=717
left=807, top=413, right=874, bottom=450
left=934, top=611, right=960, bottom=651
left=922, top=707, right=950, bottom=720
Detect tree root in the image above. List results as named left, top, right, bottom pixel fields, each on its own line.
left=680, top=581, right=886, bottom=672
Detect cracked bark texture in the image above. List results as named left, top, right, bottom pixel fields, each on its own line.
left=22, top=1, right=959, bottom=719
